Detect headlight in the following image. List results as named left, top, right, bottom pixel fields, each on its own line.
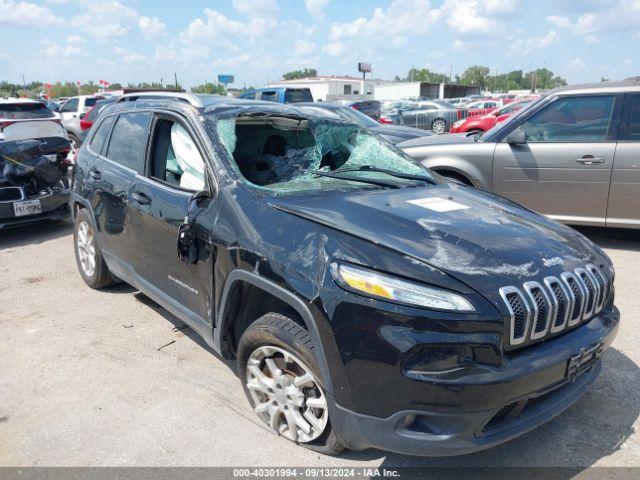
left=333, top=264, right=475, bottom=312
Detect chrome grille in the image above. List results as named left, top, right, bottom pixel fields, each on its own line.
left=576, top=268, right=596, bottom=319
left=501, top=264, right=613, bottom=347
left=562, top=272, right=585, bottom=326
left=499, top=286, right=530, bottom=346
left=524, top=282, right=552, bottom=340
left=544, top=277, right=569, bottom=333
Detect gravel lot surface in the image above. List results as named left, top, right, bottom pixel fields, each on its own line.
left=1, top=219, right=638, bottom=469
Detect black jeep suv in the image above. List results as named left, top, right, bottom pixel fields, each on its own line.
left=70, top=92, right=619, bottom=456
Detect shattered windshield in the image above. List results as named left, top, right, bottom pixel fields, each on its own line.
left=212, top=112, right=434, bottom=194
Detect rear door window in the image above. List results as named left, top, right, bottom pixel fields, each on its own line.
left=260, top=91, right=278, bottom=102
left=60, top=98, right=79, bottom=113
left=522, top=95, right=616, bottom=142
left=89, top=114, right=116, bottom=154
left=0, top=102, right=55, bottom=119
left=619, top=94, right=640, bottom=141
left=106, top=112, right=152, bottom=173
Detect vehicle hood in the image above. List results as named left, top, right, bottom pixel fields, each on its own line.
left=397, top=132, right=476, bottom=149
left=268, top=184, right=603, bottom=304
left=370, top=124, right=430, bottom=143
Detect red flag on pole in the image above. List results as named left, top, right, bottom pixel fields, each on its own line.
left=76, top=80, right=81, bottom=86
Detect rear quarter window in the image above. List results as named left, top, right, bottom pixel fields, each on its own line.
left=0, top=103, right=55, bottom=119
left=285, top=89, right=313, bottom=103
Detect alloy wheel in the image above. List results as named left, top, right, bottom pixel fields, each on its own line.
left=76, top=220, right=96, bottom=277
left=246, top=345, right=328, bottom=443
left=432, top=118, right=447, bottom=134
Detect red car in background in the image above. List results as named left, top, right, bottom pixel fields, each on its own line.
left=462, top=99, right=503, bottom=118
left=450, top=100, right=531, bottom=134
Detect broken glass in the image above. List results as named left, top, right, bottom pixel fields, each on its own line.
left=212, top=114, right=434, bottom=194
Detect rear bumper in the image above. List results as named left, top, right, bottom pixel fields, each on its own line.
left=330, top=308, right=619, bottom=456
left=0, top=189, right=70, bottom=229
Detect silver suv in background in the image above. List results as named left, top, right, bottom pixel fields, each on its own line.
left=399, top=79, right=640, bottom=229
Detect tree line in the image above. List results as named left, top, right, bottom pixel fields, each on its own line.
left=281, top=65, right=569, bottom=92
left=395, top=65, right=568, bottom=91
left=0, top=80, right=227, bottom=99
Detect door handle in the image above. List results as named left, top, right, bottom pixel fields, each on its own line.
left=132, top=191, right=152, bottom=205
left=576, top=155, right=605, bottom=165
left=88, top=170, right=101, bottom=180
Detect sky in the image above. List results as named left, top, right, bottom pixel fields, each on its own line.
left=0, top=0, right=638, bottom=88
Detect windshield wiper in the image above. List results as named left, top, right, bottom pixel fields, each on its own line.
left=328, top=165, right=436, bottom=185
left=313, top=170, right=400, bottom=189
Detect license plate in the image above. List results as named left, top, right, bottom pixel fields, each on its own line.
left=566, top=340, right=605, bottom=381
left=13, top=199, right=42, bottom=217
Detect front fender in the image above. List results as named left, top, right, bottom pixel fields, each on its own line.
left=422, top=156, right=491, bottom=190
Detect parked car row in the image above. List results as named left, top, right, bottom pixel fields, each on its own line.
left=450, top=100, right=532, bottom=134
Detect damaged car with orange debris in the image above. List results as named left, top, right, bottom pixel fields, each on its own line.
left=70, top=92, right=619, bottom=456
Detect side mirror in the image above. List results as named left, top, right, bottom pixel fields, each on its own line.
left=176, top=189, right=213, bottom=264
left=505, top=128, right=527, bottom=145
left=192, top=189, right=212, bottom=204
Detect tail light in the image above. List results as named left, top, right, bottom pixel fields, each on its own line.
left=0, top=120, right=15, bottom=130
left=379, top=116, right=393, bottom=124
left=80, top=106, right=95, bottom=130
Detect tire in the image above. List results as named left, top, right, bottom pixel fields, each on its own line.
left=238, top=313, right=344, bottom=455
left=73, top=209, right=114, bottom=289
left=431, top=118, right=447, bottom=134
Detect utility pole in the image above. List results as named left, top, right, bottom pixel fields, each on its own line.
left=449, top=65, right=453, bottom=83
left=531, top=71, right=536, bottom=93
left=174, top=72, right=178, bottom=90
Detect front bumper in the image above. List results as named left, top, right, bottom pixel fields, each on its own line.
left=330, top=307, right=619, bottom=456
left=0, top=188, right=70, bottom=229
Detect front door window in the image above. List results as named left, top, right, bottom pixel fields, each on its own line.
left=521, top=95, right=615, bottom=142
left=150, top=119, right=206, bottom=191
